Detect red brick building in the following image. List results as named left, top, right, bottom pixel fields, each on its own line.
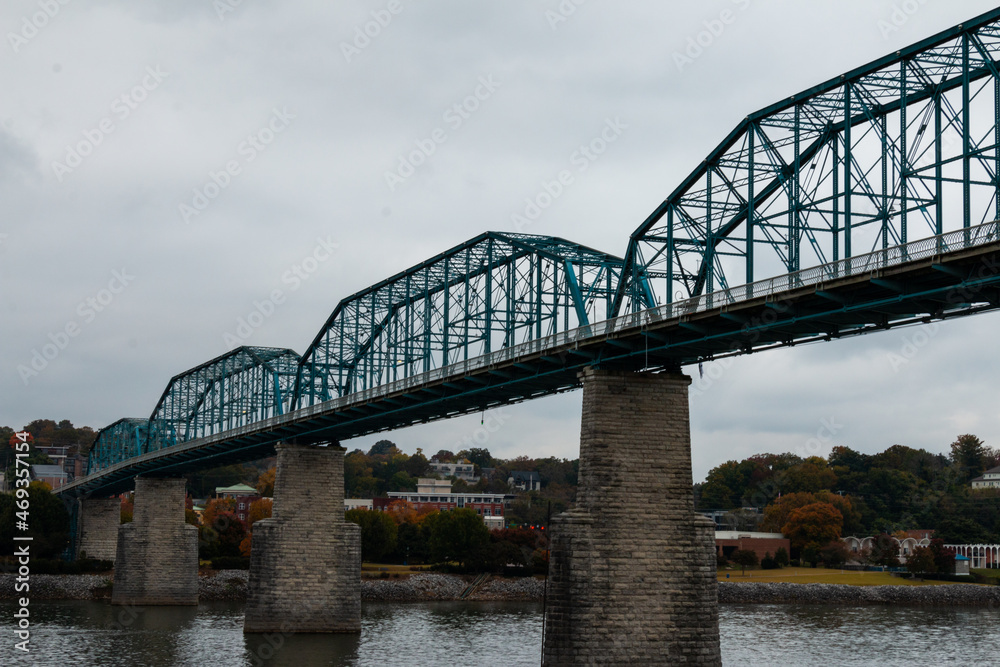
left=715, top=531, right=790, bottom=560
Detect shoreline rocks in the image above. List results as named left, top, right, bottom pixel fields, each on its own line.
left=4, top=573, right=998, bottom=607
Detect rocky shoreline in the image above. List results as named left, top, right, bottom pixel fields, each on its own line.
left=3, top=572, right=999, bottom=607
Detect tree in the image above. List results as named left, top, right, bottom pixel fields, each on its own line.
left=950, top=434, right=991, bottom=481
left=465, top=447, right=493, bottom=469
left=120, top=495, right=134, bottom=523
left=867, top=533, right=900, bottom=567
left=731, top=549, right=759, bottom=575
left=906, top=545, right=937, bottom=574
left=781, top=458, right=838, bottom=494
left=774, top=547, right=789, bottom=567
left=0, top=481, right=70, bottom=558
left=368, top=440, right=397, bottom=457
left=345, top=508, right=398, bottom=562
left=929, top=539, right=956, bottom=573
left=433, top=450, right=455, bottom=463
left=255, top=467, right=276, bottom=497
left=782, top=502, right=844, bottom=553
left=424, top=508, right=491, bottom=569
left=818, top=540, right=850, bottom=567
left=246, top=498, right=272, bottom=529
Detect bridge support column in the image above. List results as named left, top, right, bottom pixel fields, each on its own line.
left=77, top=497, right=119, bottom=562
left=112, top=477, right=198, bottom=606
left=542, top=368, right=721, bottom=666
left=244, top=443, right=361, bottom=634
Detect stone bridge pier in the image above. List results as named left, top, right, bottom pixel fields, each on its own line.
left=244, top=442, right=361, bottom=634
left=76, top=497, right=120, bottom=562
left=112, top=476, right=198, bottom=606
left=542, top=368, right=721, bottom=666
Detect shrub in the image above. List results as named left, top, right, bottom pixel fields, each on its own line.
left=760, top=552, right=780, bottom=570
left=775, top=547, right=789, bottom=567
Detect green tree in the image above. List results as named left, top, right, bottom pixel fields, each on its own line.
left=345, top=508, right=398, bottom=562
left=0, top=481, right=70, bottom=558
left=950, top=434, right=992, bottom=482
left=731, top=549, right=758, bottom=575
left=866, top=533, right=900, bottom=567
left=368, top=440, right=397, bottom=457
left=774, top=547, right=789, bottom=567
left=424, top=508, right=490, bottom=569
left=465, top=447, right=493, bottom=469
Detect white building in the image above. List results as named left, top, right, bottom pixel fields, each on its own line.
left=345, top=498, right=374, bottom=511
left=971, top=465, right=1000, bottom=489
left=428, top=460, right=479, bottom=483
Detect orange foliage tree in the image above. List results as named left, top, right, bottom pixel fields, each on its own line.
left=782, top=502, right=844, bottom=552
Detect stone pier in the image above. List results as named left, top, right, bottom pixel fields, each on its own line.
left=77, top=497, right=120, bottom=562
left=112, top=476, right=198, bottom=606
left=244, top=443, right=361, bottom=634
left=542, top=368, right=721, bottom=666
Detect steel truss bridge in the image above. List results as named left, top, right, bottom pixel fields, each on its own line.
left=61, top=9, right=1000, bottom=498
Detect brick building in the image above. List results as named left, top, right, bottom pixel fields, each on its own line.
left=715, top=531, right=789, bottom=560
left=215, top=483, right=261, bottom=523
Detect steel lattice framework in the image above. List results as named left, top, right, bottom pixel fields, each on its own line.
left=615, top=7, right=1000, bottom=313
left=150, top=346, right=301, bottom=442
left=87, top=417, right=177, bottom=474
left=294, top=232, right=623, bottom=406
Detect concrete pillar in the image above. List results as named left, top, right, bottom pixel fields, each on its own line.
left=112, top=476, right=198, bottom=606
left=542, top=368, right=721, bottom=666
left=244, top=443, right=361, bottom=634
left=77, top=497, right=120, bottom=562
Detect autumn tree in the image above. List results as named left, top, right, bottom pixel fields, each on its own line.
left=818, top=540, right=851, bottom=567
left=782, top=502, right=844, bottom=553
left=866, top=533, right=901, bottom=567
left=906, top=545, right=936, bottom=574
left=255, top=467, right=276, bottom=497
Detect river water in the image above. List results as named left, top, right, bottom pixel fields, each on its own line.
left=3, top=600, right=999, bottom=666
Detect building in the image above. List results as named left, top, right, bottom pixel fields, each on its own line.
left=428, top=460, right=479, bottom=483
left=946, top=544, right=1000, bottom=568
left=508, top=470, right=541, bottom=492
left=215, top=483, right=261, bottom=523
left=345, top=498, right=374, bottom=511
left=715, top=531, right=790, bottom=561
left=386, top=478, right=511, bottom=529
left=842, top=531, right=934, bottom=564
left=30, top=464, right=68, bottom=490
left=971, top=465, right=1000, bottom=489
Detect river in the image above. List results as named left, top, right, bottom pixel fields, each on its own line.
left=3, top=600, right=999, bottom=666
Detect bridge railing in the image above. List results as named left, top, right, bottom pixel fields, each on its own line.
left=68, top=221, right=1000, bottom=489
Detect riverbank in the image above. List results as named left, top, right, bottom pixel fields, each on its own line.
left=3, top=572, right=999, bottom=606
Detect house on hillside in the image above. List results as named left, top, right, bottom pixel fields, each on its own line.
left=386, top=477, right=511, bottom=529
left=508, top=471, right=541, bottom=492
left=971, top=465, right=1000, bottom=489
left=428, top=459, right=479, bottom=482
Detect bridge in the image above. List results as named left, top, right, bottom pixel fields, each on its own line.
left=56, top=9, right=1000, bottom=665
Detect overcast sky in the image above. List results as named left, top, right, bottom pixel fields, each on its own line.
left=3, top=1, right=999, bottom=482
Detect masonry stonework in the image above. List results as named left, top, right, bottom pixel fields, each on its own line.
left=112, top=476, right=198, bottom=606
left=244, top=443, right=361, bottom=634
left=77, top=497, right=120, bottom=562
left=542, top=368, right=722, bottom=666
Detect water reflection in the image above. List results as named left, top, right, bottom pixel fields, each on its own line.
left=3, top=599, right=999, bottom=666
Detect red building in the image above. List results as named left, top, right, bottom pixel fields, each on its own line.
left=715, top=531, right=790, bottom=560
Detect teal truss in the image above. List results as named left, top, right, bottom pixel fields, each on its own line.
left=150, top=346, right=301, bottom=441
left=294, top=232, right=623, bottom=406
left=87, top=417, right=176, bottom=475
left=615, top=7, right=1000, bottom=313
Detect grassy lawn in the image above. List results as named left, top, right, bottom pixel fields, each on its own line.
left=718, top=566, right=971, bottom=586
